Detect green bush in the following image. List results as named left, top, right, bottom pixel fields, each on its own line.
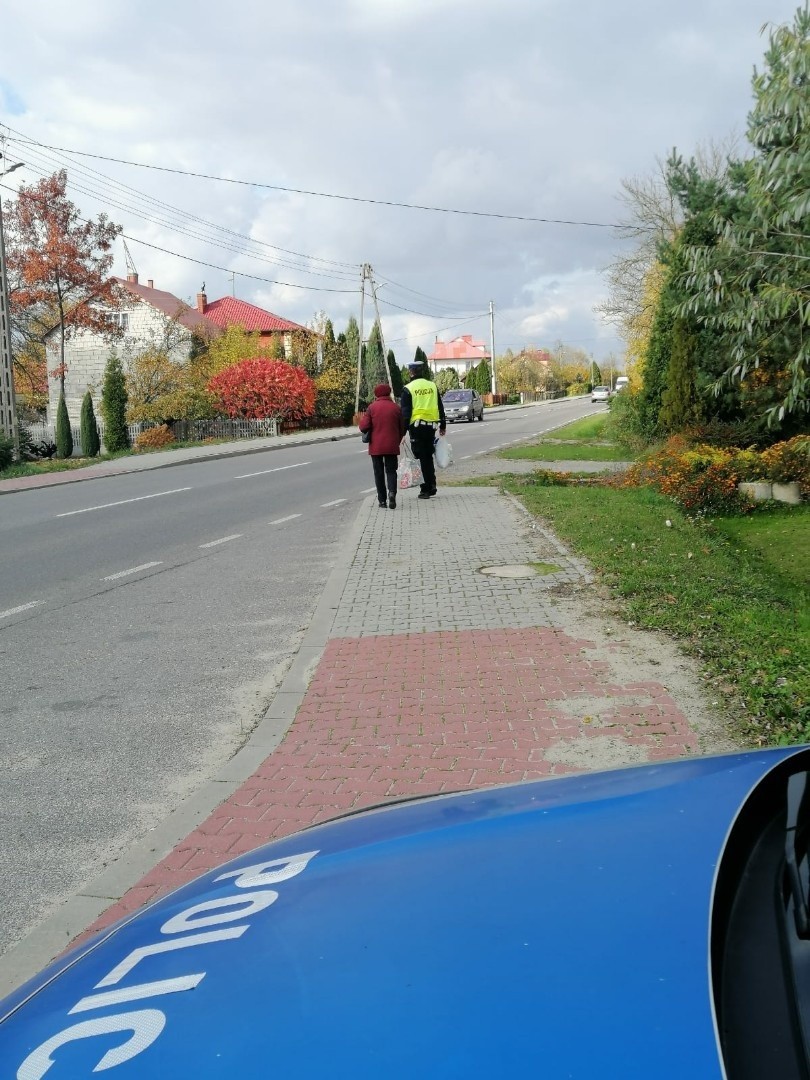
left=55, top=393, right=73, bottom=459
left=0, top=432, right=14, bottom=470
left=604, top=389, right=657, bottom=451
left=80, top=391, right=100, bottom=457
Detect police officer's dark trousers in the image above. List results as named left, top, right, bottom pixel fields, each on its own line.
left=409, top=425, right=437, bottom=495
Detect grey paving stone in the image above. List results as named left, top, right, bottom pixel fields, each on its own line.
left=330, top=488, right=592, bottom=638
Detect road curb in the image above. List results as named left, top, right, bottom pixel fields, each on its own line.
left=0, top=429, right=360, bottom=495
left=0, top=494, right=372, bottom=997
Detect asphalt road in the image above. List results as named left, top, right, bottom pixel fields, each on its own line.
left=0, top=398, right=598, bottom=955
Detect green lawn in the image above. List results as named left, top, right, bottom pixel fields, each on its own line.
left=502, top=478, right=810, bottom=746
left=500, top=442, right=632, bottom=462
left=0, top=438, right=230, bottom=480
left=499, top=414, right=636, bottom=463
left=0, top=446, right=145, bottom=479
left=713, top=505, right=809, bottom=592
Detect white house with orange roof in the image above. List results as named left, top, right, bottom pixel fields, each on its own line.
left=44, top=275, right=312, bottom=425
left=427, top=334, right=490, bottom=379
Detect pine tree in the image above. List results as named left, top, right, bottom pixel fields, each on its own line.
left=660, top=320, right=700, bottom=432
left=80, top=390, right=100, bottom=457
left=101, top=349, right=130, bottom=452
left=55, top=392, right=73, bottom=459
left=410, top=346, right=433, bottom=381
left=345, top=316, right=361, bottom=371
left=365, top=321, right=387, bottom=390
left=387, top=349, right=403, bottom=397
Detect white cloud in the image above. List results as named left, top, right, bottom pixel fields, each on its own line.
left=0, top=0, right=801, bottom=366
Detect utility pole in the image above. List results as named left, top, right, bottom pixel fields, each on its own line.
left=489, top=300, right=497, bottom=396
left=0, top=152, right=23, bottom=458
left=354, top=263, right=369, bottom=415
left=369, top=271, right=389, bottom=387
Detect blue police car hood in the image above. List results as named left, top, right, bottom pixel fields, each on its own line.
left=2, top=748, right=806, bottom=1078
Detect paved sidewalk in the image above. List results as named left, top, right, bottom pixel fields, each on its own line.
left=0, top=476, right=732, bottom=994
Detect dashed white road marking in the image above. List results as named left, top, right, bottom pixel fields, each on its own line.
left=199, top=534, right=242, bottom=549
left=0, top=600, right=43, bottom=620
left=321, top=499, right=347, bottom=507
left=102, top=561, right=163, bottom=582
left=360, top=487, right=377, bottom=494
left=235, top=461, right=310, bottom=479
left=57, top=488, right=191, bottom=518
left=268, top=514, right=302, bottom=525
left=460, top=455, right=472, bottom=460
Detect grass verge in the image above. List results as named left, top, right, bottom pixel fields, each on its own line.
left=0, top=438, right=238, bottom=480
left=499, top=414, right=636, bottom=463
left=0, top=451, right=131, bottom=479
left=502, top=478, right=810, bottom=746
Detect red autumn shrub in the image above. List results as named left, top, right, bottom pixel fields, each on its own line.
left=207, top=358, right=316, bottom=421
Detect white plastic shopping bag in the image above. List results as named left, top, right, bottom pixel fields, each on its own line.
left=397, top=462, right=414, bottom=489
left=398, top=438, right=423, bottom=489
left=434, top=437, right=453, bottom=469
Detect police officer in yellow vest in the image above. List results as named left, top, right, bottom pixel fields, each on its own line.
left=401, top=361, right=447, bottom=499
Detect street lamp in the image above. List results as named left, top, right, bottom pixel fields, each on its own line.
left=0, top=154, right=24, bottom=457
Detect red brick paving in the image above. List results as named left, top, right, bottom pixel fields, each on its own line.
left=79, top=626, right=699, bottom=937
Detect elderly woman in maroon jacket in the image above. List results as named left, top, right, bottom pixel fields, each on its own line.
left=358, top=384, right=405, bottom=509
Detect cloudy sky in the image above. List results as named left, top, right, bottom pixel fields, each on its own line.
left=0, top=0, right=800, bottom=368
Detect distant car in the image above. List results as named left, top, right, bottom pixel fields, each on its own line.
left=3, top=747, right=810, bottom=1077
left=442, top=388, right=484, bottom=422
left=614, top=376, right=630, bottom=392
left=591, top=385, right=611, bottom=402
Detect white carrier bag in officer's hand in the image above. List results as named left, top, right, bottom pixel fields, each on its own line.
left=397, top=438, right=423, bottom=489
left=434, top=436, right=453, bottom=469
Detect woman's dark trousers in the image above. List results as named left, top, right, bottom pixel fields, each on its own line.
left=372, top=454, right=398, bottom=504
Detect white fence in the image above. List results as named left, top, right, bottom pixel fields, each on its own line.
left=21, top=416, right=286, bottom=456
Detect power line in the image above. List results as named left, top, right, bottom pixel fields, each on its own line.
left=120, top=234, right=357, bottom=293
left=9, top=140, right=360, bottom=283
left=375, top=295, right=484, bottom=320
left=385, top=313, right=489, bottom=346
left=9, top=134, right=636, bottom=231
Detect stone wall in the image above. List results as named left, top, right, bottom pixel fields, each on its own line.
left=46, top=301, right=192, bottom=424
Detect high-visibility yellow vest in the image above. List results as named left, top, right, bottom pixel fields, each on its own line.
left=408, top=378, right=440, bottom=423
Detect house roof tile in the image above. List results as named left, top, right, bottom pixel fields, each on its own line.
left=202, top=297, right=309, bottom=334
left=114, top=277, right=214, bottom=333
left=428, top=334, right=490, bottom=362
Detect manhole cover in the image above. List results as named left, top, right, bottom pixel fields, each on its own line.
left=479, top=564, right=538, bottom=579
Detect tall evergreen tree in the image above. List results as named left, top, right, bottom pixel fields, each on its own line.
left=322, top=318, right=336, bottom=361
left=660, top=320, right=700, bottom=432
left=410, top=346, right=433, bottom=381
left=365, top=321, right=387, bottom=390
left=55, top=392, right=73, bottom=459
left=345, top=316, right=361, bottom=372
left=386, top=349, right=403, bottom=397
left=80, top=390, right=100, bottom=457
left=101, top=349, right=130, bottom=453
